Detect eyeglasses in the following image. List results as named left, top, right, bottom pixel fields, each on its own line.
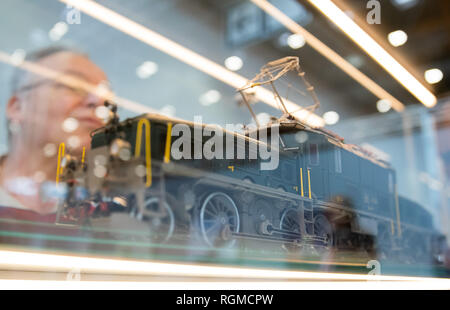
left=16, top=78, right=112, bottom=100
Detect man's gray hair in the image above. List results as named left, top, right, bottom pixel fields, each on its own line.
left=7, top=45, right=87, bottom=146
left=10, top=45, right=87, bottom=94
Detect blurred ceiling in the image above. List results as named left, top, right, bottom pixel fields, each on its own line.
left=340, top=0, right=450, bottom=97
left=208, top=0, right=449, bottom=111
left=0, top=0, right=449, bottom=150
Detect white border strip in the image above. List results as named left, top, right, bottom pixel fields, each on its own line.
left=0, top=280, right=449, bottom=290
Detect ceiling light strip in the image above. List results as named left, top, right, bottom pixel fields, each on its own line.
left=250, top=0, right=405, bottom=112
left=0, top=51, right=278, bottom=146
left=0, top=249, right=447, bottom=282
left=307, top=0, right=436, bottom=108
left=59, top=0, right=324, bottom=127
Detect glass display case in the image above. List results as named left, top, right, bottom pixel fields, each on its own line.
left=0, top=0, right=448, bottom=284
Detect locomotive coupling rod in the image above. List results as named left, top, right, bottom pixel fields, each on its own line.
left=230, top=231, right=326, bottom=246
left=230, top=232, right=302, bottom=245
left=268, top=227, right=303, bottom=239
left=231, top=226, right=303, bottom=240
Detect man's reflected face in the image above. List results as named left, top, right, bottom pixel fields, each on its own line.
left=13, top=52, right=109, bottom=153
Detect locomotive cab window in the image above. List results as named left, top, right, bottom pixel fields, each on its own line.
left=334, top=147, right=342, bottom=173
left=308, top=143, right=319, bottom=166
left=388, top=172, right=395, bottom=194
left=281, top=162, right=296, bottom=183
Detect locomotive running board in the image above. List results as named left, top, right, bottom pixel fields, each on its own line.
left=159, top=161, right=314, bottom=204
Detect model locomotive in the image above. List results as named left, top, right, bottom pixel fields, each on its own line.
left=56, top=58, right=446, bottom=264
left=56, top=111, right=446, bottom=262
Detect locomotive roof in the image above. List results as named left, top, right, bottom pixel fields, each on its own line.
left=99, top=113, right=273, bottom=150
left=252, top=117, right=392, bottom=169
left=106, top=113, right=391, bottom=169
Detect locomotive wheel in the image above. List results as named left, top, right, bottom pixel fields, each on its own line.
left=375, top=225, right=392, bottom=260
left=403, top=232, right=428, bottom=264
left=413, top=235, right=428, bottom=263
left=280, top=208, right=302, bottom=241
left=143, top=197, right=175, bottom=243
left=314, top=214, right=334, bottom=248
left=198, top=192, right=240, bottom=247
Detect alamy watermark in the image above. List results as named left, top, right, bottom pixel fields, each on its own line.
left=366, top=0, right=381, bottom=24
left=66, top=268, right=81, bottom=281
left=66, top=5, right=81, bottom=25
left=367, top=259, right=381, bottom=275
left=170, top=116, right=280, bottom=171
